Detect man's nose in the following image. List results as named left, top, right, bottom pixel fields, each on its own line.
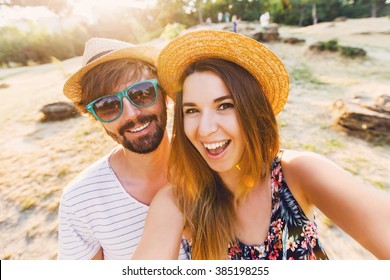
left=121, top=97, right=141, bottom=119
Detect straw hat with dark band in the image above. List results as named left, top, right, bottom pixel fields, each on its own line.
left=63, top=38, right=160, bottom=104
left=157, top=30, right=289, bottom=115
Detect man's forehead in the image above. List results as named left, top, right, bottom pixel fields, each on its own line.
left=110, top=75, right=157, bottom=92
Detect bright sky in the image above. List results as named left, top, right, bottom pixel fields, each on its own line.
left=0, top=0, right=157, bottom=26
left=70, top=0, right=157, bottom=22
left=71, top=0, right=156, bottom=18
left=0, top=5, right=57, bottom=27
left=72, top=0, right=157, bottom=9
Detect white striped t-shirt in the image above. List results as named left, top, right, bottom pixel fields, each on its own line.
left=58, top=149, right=189, bottom=260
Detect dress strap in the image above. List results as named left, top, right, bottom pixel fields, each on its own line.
left=275, top=149, right=284, bottom=164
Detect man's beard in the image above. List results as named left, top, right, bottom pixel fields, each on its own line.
left=107, top=108, right=167, bottom=154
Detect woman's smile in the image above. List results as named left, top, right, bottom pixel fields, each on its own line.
left=182, top=71, right=245, bottom=174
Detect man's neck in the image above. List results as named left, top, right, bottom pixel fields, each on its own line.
left=121, top=133, right=170, bottom=177
left=109, top=132, right=170, bottom=205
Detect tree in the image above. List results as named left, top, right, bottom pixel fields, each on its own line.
left=339, top=0, right=389, bottom=18
left=152, top=0, right=195, bottom=27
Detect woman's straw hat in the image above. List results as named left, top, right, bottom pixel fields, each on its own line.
left=63, top=38, right=160, bottom=104
left=158, top=30, right=289, bottom=115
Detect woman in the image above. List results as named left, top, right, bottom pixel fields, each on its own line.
left=132, top=30, right=390, bottom=260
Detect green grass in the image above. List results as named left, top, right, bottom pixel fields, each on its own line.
left=26, top=224, right=40, bottom=239
left=41, top=186, right=61, bottom=199
left=47, top=201, right=60, bottom=213
left=372, top=181, right=386, bottom=190
left=51, top=56, right=71, bottom=77
left=2, top=253, right=12, bottom=260
left=291, top=64, right=325, bottom=85
left=325, top=138, right=345, bottom=149
left=21, top=198, right=37, bottom=211
left=300, top=143, right=317, bottom=152
left=57, top=165, right=70, bottom=178
left=344, top=165, right=359, bottom=175
left=278, top=120, right=288, bottom=128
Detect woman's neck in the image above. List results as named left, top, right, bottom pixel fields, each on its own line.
left=218, top=167, right=242, bottom=194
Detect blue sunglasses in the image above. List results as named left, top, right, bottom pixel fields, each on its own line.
left=85, top=79, right=159, bottom=123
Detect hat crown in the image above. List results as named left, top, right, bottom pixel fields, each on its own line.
left=157, top=30, right=289, bottom=115
left=82, top=38, right=135, bottom=66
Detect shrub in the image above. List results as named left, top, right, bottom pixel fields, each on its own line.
left=160, top=23, right=186, bottom=41
left=319, top=39, right=339, bottom=52
left=309, top=38, right=367, bottom=59
left=339, top=46, right=366, bottom=58
left=0, top=24, right=89, bottom=67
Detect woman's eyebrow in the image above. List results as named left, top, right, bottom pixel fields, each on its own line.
left=182, top=102, right=196, bottom=107
left=182, top=96, right=232, bottom=107
left=214, top=95, right=232, bottom=103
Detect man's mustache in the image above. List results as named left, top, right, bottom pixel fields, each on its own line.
left=118, top=115, right=157, bottom=136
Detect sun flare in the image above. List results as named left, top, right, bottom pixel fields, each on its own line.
left=70, top=0, right=156, bottom=22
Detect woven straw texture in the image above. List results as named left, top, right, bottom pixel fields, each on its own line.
left=157, top=30, right=289, bottom=115
left=63, top=38, right=160, bottom=104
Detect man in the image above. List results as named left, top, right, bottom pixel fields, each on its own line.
left=58, top=38, right=189, bottom=260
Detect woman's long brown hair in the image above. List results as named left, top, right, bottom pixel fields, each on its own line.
left=168, top=58, right=280, bottom=259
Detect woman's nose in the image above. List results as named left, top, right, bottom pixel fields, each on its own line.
left=198, top=111, right=218, bottom=137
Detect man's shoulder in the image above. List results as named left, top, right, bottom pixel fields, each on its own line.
left=62, top=151, right=114, bottom=198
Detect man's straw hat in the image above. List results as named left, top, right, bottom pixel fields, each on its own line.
left=63, top=38, right=160, bottom=104
left=157, top=30, right=289, bottom=115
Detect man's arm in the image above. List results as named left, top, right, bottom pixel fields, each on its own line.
left=58, top=194, right=101, bottom=260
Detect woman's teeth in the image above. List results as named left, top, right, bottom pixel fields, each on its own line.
left=203, top=140, right=229, bottom=150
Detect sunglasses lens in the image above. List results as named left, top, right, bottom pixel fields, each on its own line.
left=93, top=95, right=121, bottom=122
left=127, top=82, right=157, bottom=107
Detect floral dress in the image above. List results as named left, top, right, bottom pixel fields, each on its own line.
left=228, top=151, right=328, bottom=260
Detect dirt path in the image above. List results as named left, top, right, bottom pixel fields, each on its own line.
left=0, top=17, right=389, bottom=259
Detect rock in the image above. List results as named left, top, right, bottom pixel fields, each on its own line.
left=333, top=95, right=390, bottom=144
left=282, top=37, right=305, bottom=45
left=39, top=101, right=80, bottom=122
left=353, top=95, right=390, bottom=114
left=334, top=16, right=347, bottom=22
left=252, top=23, right=280, bottom=42
left=309, top=42, right=325, bottom=52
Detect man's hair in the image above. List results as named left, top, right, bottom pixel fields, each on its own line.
left=169, top=58, right=280, bottom=259
left=77, top=59, right=158, bottom=115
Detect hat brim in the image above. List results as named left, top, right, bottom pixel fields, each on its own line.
left=157, top=30, right=289, bottom=115
left=63, top=46, right=160, bottom=104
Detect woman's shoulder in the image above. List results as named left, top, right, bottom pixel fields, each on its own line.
left=151, top=184, right=176, bottom=207
left=281, top=149, right=326, bottom=161
left=278, top=149, right=337, bottom=216
left=280, top=149, right=338, bottom=174
left=147, top=183, right=184, bottom=234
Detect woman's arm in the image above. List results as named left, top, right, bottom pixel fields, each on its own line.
left=91, top=247, right=103, bottom=259
left=282, top=150, right=390, bottom=259
left=131, top=186, right=184, bottom=260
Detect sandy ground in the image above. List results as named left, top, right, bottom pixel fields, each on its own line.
left=0, top=17, right=389, bottom=260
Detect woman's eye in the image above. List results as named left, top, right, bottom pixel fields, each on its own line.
left=218, top=103, right=234, bottom=110
left=184, top=108, right=198, bottom=114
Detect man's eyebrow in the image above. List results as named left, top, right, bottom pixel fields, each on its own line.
left=182, top=96, right=232, bottom=107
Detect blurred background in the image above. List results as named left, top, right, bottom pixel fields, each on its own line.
left=0, top=0, right=389, bottom=260
left=1, top=0, right=390, bottom=67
